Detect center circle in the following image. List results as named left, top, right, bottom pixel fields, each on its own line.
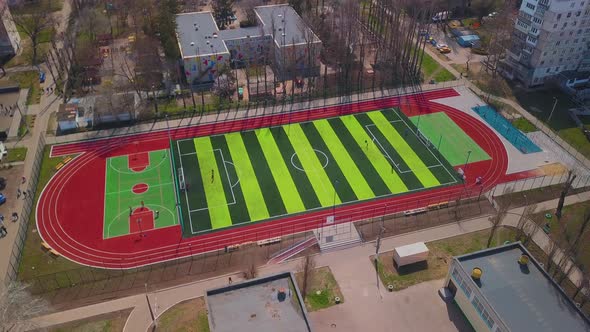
left=132, top=183, right=149, bottom=194
left=291, top=150, right=329, bottom=172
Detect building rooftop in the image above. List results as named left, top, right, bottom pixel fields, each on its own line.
left=176, top=5, right=320, bottom=59
left=456, top=243, right=590, bottom=332
left=176, top=11, right=228, bottom=58
left=255, top=5, right=320, bottom=46
left=206, top=272, right=312, bottom=332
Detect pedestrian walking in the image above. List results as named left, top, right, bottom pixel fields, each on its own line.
left=141, top=200, right=145, bottom=210
left=211, top=169, right=215, bottom=183
left=23, top=191, right=27, bottom=199
left=228, top=277, right=233, bottom=284
left=16, top=188, right=21, bottom=199
left=185, top=183, right=190, bottom=192
left=21, top=176, right=26, bottom=184
left=155, top=210, right=159, bottom=219
left=365, top=139, right=368, bottom=149
left=11, top=212, right=18, bottom=222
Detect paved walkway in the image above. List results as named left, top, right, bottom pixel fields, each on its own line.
left=0, top=0, right=72, bottom=284
left=29, top=191, right=589, bottom=331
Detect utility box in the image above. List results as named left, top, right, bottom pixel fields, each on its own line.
left=393, top=242, right=429, bottom=267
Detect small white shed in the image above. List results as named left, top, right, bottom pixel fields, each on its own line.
left=393, top=242, right=429, bottom=267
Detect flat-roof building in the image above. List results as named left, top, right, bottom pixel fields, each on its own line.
left=0, top=4, right=21, bottom=57
left=205, top=272, right=312, bottom=332
left=176, top=5, right=322, bottom=84
left=444, top=242, right=590, bottom=332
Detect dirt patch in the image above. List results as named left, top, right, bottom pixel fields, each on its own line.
left=45, top=308, right=132, bottom=332
left=538, top=163, right=568, bottom=176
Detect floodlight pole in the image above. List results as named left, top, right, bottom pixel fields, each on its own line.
left=547, top=97, right=558, bottom=124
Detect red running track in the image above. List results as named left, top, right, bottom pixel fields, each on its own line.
left=37, top=88, right=510, bottom=269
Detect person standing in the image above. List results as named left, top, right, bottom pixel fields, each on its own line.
left=16, top=188, right=21, bottom=199
left=0, top=218, right=6, bottom=237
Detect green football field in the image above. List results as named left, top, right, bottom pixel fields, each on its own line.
left=410, top=112, right=490, bottom=166
left=171, top=108, right=462, bottom=236
left=103, top=150, right=178, bottom=238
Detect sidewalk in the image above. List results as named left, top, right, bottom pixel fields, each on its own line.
left=29, top=191, right=590, bottom=331
left=0, top=0, right=73, bottom=284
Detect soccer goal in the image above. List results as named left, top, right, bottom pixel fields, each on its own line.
left=417, top=129, right=433, bottom=148
left=178, top=167, right=186, bottom=191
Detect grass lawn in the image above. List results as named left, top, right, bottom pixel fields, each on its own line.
left=296, top=266, right=344, bottom=312
left=5, top=147, right=28, bottom=163
left=558, top=127, right=590, bottom=159
left=536, top=201, right=590, bottom=268
left=154, top=297, right=210, bottom=332
left=373, top=227, right=517, bottom=290
left=511, top=86, right=579, bottom=131
left=11, top=0, right=64, bottom=14
left=18, top=147, right=85, bottom=281
left=421, top=52, right=455, bottom=82
left=48, top=309, right=131, bottom=332
left=512, top=117, right=537, bottom=133
left=18, top=115, right=35, bottom=137
left=8, top=71, right=41, bottom=105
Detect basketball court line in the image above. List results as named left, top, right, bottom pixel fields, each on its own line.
left=103, top=150, right=178, bottom=239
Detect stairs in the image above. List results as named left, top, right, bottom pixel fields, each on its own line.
left=267, top=237, right=318, bottom=265
left=313, top=222, right=362, bottom=252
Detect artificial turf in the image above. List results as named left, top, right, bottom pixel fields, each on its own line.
left=410, top=112, right=490, bottom=166
left=173, top=108, right=464, bottom=236
left=103, top=150, right=178, bottom=238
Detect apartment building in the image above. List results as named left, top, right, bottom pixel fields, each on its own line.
left=0, top=4, right=21, bottom=57
left=502, top=0, right=590, bottom=87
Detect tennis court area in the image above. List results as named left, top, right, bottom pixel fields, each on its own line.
left=171, top=108, right=461, bottom=236
left=103, top=149, right=179, bottom=238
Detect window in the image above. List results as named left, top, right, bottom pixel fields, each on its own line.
left=579, top=29, right=583, bottom=34
left=531, top=27, right=539, bottom=33
left=526, top=2, right=536, bottom=10
left=563, top=22, right=569, bottom=28
left=554, top=23, right=558, bottom=28
left=541, top=60, right=545, bottom=65
left=557, top=13, right=562, bottom=20
left=533, top=17, right=543, bottom=24
left=575, top=38, right=579, bottom=43
left=547, top=68, right=551, bottom=73
left=568, top=12, right=573, bottom=18
left=556, top=41, right=561, bottom=45
left=543, top=52, right=547, bottom=56
left=577, top=11, right=582, bottom=16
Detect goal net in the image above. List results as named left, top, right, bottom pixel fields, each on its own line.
left=416, top=129, right=433, bottom=148
left=178, top=167, right=186, bottom=191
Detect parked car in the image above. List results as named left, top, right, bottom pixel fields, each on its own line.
left=436, top=43, right=448, bottom=50
left=0, top=193, right=6, bottom=205
left=0, top=178, right=6, bottom=191
left=439, top=47, right=451, bottom=54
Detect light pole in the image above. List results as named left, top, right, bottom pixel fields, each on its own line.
left=463, top=150, right=472, bottom=183
left=332, top=180, right=339, bottom=216
left=547, top=97, right=558, bottom=125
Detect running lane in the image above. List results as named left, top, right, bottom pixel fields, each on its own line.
left=37, top=88, right=509, bottom=269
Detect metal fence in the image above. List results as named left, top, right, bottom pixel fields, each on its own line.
left=5, top=134, right=46, bottom=283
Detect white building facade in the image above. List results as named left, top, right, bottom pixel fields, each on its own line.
left=0, top=4, right=21, bottom=57
left=502, top=0, right=590, bottom=87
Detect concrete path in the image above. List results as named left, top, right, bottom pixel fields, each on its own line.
left=29, top=191, right=589, bottom=331
left=0, top=0, right=73, bottom=284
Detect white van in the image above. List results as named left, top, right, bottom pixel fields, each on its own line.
left=0, top=142, right=8, bottom=162
left=432, top=11, right=451, bottom=22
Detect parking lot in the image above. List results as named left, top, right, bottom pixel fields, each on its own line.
left=426, top=25, right=486, bottom=65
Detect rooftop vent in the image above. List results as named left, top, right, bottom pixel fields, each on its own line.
left=471, top=267, right=482, bottom=280
left=518, top=254, right=530, bottom=266
left=190, top=42, right=195, bottom=46
left=213, top=32, right=218, bottom=38
left=206, top=40, right=210, bottom=44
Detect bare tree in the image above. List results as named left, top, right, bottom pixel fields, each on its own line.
left=10, top=1, right=57, bottom=65
left=556, top=170, right=577, bottom=219
left=487, top=201, right=508, bottom=248
left=299, top=253, right=316, bottom=299
left=0, top=281, right=50, bottom=332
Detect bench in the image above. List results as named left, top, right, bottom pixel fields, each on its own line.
left=54, top=163, right=65, bottom=171
left=41, top=242, right=60, bottom=256
left=404, top=207, right=428, bottom=216
left=63, top=156, right=73, bottom=163
left=257, top=237, right=281, bottom=246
